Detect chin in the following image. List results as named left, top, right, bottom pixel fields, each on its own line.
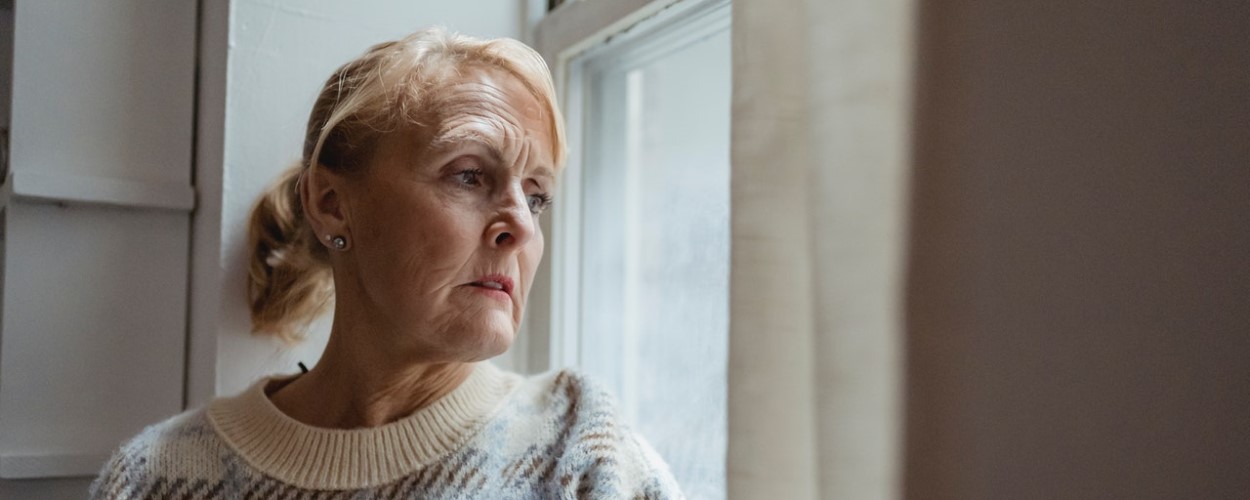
left=464, top=333, right=512, bottom=361
left=459, top=319, right=515, bottom=361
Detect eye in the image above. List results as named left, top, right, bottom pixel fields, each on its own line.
left=527, top=193, right=553, bottom=214
left=455, top=168, right=484, bottom=187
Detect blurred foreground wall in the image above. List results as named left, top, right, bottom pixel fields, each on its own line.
left=906, top=1, right=1250, bottom=498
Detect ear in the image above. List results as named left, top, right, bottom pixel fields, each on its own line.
left=299, top=165, right=352, bottom=250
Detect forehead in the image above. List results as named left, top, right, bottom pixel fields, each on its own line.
left=369, top=65, right=557, bottom=178
left=422, top=65, right=553, bottom=154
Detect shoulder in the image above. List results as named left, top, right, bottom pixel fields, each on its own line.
left=89, top=407, right=231, bottom=499
left=505, top=368, right=685, bottom=499
left=506, top=367, right=640, bottom=423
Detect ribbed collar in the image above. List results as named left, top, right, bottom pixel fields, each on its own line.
left=207, top=362, right=518, bottom=490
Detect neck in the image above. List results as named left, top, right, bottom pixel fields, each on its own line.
left=269, top=320, right=475, bottom=429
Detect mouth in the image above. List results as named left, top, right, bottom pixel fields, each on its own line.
left=466, top=275, right=515, bottom=297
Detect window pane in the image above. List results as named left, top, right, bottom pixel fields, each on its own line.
left=579, top=24, right=731, bottom=500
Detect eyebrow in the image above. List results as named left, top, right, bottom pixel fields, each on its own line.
left=429, top=129, right=555, bottom=183
left=429, top=129, right=503, bottom=163
left=529, top=165, right=556, bottom=185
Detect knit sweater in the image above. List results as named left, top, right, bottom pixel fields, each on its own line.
left=89, top=363, right=684, bottom=499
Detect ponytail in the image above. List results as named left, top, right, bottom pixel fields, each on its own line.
left=246, top=163, right=333, bottom=341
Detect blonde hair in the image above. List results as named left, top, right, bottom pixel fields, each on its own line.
left=247, top=28, right=566, bottom=341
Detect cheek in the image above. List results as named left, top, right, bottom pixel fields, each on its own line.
left=357, top=193, right=477, bottom=289
left=532, top=229, right=545, bottom=265
left=520, top=229, right=545, bottom=287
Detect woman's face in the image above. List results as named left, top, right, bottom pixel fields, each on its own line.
left=335, top=65, right=556, bottom=361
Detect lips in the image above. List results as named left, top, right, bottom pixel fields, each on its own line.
left=467, top=274, right=515, bottom=296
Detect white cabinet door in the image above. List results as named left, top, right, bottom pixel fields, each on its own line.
left=0, top=0, right=196, bottom=479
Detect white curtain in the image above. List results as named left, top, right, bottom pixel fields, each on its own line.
left=728, top=0, right=916, bottom=498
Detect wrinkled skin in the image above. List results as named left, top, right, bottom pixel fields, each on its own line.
left=272, top=64, right=557, bottom=429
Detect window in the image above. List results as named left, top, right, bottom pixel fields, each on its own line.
left=546, top=1, right=731, bottom=497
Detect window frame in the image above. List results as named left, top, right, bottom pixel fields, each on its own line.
left=524, top=0, right=731, bottom=373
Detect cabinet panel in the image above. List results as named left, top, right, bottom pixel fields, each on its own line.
left=0, top=203, right=188, bottom=478
left=9, top=0, right=196, bottom=184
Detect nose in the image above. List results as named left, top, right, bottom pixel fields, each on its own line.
left=485, top=184, right=536, bottom=251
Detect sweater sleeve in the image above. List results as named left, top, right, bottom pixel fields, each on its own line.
left=558, top=426, right=685, bottom=499
left=88, top=434, right=157, bottom=499
left=544, top=370, right=687, bottom=499
left=88, top=409, right=214, bottom=499
left=621, top=430, right=687, bottom=499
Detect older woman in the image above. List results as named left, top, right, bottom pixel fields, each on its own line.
left=90, top=28, right=682, bottom=499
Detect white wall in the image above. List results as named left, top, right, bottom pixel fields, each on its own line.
left=193, top=0, right=529, bottom=404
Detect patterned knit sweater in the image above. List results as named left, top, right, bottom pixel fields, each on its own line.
left=89, top=363, right=684, bottom=499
